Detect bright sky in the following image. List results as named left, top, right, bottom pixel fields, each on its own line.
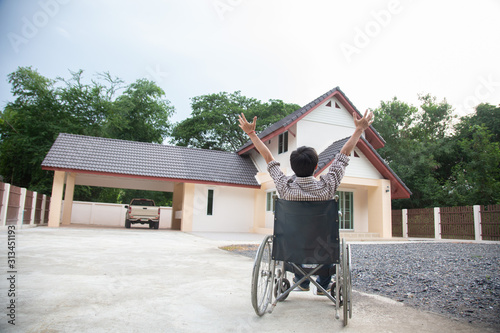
left=1, top=0, right=499, bottom=124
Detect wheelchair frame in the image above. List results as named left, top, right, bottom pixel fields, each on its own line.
left=251, top=198, right=353, bottom=326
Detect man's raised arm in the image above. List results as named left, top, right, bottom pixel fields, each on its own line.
left=238, top=113, right=275, bottom=164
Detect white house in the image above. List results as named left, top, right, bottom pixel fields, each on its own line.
left=42, top=87, right=411, bottom=238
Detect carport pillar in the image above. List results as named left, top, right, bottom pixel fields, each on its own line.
left=48, top=171, right=66, bottom=227
left=61, top=172, right=76, bottom=225
left=171, top=183, right=184, bottom=230
left=181, top=183, right=195, bottom=232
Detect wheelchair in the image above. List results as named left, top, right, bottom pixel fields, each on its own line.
left=251, top=198, right=353, bottom=326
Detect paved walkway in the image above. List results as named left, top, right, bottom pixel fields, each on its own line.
left=0, top=226, right=494, bottom=332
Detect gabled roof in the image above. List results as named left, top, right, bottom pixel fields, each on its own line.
left=42, top=133, right=260, bottom=188
left=314, top=137, right=412, bottom=200
left=237, top=86, right=385, bottom=154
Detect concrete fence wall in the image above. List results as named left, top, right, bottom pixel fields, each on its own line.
left=69, top=201, right=172, bottom=229
left=0, top=181, right=50, bottom=227
left=394, top=205, right=500, bottom=241
left=0, top=181, right=172, bottom=229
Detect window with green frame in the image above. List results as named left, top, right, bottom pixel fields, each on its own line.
left=266, top=191, right=276, bottom=212
left=337, top=191, right=353, bottom=230
left=207, top=189, right=214, bottom=215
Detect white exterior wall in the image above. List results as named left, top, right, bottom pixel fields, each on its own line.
left=250, top=124, right=297, bottom=176
left=345, top=149, right=383, bottom=179
left=348, top=186, right=369, bottom=233
left=191, top=184, right=255, bottom=232
left=298, top=97, right=356, bottom=153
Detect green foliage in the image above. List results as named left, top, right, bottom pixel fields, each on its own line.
left=0, top=67, right=64, bottom=191
left=73, top=187, right=173, bottom=206
left=170, top=91, right=300, bottom=151
left=442, top=125, right=500, bottom=206
left=120, top=189, right=173, bottom=207
left=0, top=66, right=175, bottom=199
left=455, top=103, right=500, bottom=143
left=106, top=79, right=174, bottom=144
left=374, top=96, right=500, bottom=209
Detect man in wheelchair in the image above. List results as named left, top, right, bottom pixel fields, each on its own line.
left=238, top=109, right=374, bottom=294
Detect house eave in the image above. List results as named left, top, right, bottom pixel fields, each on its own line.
left=41, top=166, right=262, bottom=189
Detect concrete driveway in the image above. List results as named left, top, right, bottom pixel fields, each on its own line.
left=0, top=226, right=493, bottom=333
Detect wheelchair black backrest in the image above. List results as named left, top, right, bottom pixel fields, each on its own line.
left=272, top=199, right=340, bottom=265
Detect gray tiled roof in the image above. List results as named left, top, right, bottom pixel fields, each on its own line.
left=315, top=137, right=350, bottom=175
left=42, top=133, right=260, bottom=187
left=237, top=86, right=385, bottom=153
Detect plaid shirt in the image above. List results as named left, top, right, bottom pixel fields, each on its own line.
left=267, top=153, right=349, bottom=201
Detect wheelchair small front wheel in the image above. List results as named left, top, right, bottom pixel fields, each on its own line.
left=274, top=277, right=291, bottom=301
left=251, top=235, right=274, bottom=316
left=330, top=282, right=343, bottom=307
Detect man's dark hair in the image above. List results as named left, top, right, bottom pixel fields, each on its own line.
left=290, top=146, right=318, bottom=177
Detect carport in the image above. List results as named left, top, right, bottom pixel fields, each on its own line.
left=41, top=133, right=260, bottom=230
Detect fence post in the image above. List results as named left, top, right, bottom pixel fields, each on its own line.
left=1, top=183, right=10, bottom=227
left=17, top=188, right=27, bottom=226
left=40, top=195, right=47, bottom=224
left=434, top=207, right=441, bottom=240
left=30, top=192, right=37, bottom=225
left=473, top=205, right=482, bottom=241
left=402, top=209, right=408, bottom=238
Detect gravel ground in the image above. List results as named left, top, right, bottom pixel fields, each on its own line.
left=223, top=242, right=500, bottom=330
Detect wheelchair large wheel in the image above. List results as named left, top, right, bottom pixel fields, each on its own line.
left=251, top=235, right=275, bottom=316
left=341, top=239, right=352, bottom=326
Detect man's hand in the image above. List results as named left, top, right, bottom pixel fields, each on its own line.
left=238, top=113, right=257, bottom=135
left=341, top=109, right=374, bottom=156
left=353, top=109, right=374, bottom=131
left=238, top=113, right=274, bottom=163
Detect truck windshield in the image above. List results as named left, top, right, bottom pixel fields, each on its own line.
left=131, top=200, right=154, bottom=206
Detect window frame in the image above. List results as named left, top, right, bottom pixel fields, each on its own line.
left=266, top=190, right=277, bottom=212
left=207, top=189, right=214, bottom=216
left=278, top=131, right=288, bottom=154
left=337, top=191, right=354, bottom=230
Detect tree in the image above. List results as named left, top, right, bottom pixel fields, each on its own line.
left=170, top=91, right=300, bottom=151
left=0, top=67, right=66, bottom=191
left=372, top=95, right=455, bottom=209
left=105, top=79, right=174, bottom=144
left=443, top=125, right=500, bottom=206
left=439, top=104, right=500, bottom=206
left=57, top=70, right=123, bottom=137
left=0, top=67, right=175, bottom=197
left=455, top=103, right=500, bottom=143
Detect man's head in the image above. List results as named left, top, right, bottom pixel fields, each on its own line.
left=290, top=146, right=318, bottom=177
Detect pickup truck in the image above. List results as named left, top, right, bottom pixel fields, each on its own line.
left=124, top=198, right=160, bottom=229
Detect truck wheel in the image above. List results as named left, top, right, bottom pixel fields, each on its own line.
left=154, top=222, right=159, bottom=229
left=125, top=220, right=131, bottom=228
left=149, top=222, right=154, bottom=229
